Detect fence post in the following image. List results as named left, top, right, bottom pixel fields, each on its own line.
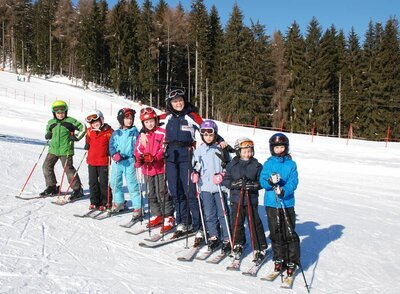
left=346, top=123, right=353, bottom=145
left=385, top=126, right=390, bottom=148
left=279, top=118, right=284, bottom=131
left=253, top=116, right=257, bottom=135
left=311, top=122, right=316, bottom=142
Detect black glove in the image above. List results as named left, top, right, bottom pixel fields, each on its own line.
left=49, top=123, right=57, bottom=132
left=230, top=178, right=245, bottom=190
left=45, top=132, right=52, bottom=140
left=84, top=143, right=90, bottom=150
left=216, top=147, right=230, bottom=169
left=70, top=134, right=79, bottom=141
left=61, top=121, right=77, bottom=132
left=245, top=180, right=259, bottom=191
left=274, top=185, right=285, bottom=198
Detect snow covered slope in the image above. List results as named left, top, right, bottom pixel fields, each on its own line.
left=0, top=71, right=399, bottom=293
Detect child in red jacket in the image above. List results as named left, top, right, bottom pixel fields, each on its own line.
left=85, top=110, right=114, bottom=210
left=134, top=107, right=175, bottom=232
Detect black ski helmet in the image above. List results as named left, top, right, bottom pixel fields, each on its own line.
left=269, top=133, right=289, bottom=156
left=117, top=108, right=135, bottom=126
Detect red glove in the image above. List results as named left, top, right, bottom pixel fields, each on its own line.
left=143, top=153, right=153, bottom=163
left=213, top=173, right=224, bottom=185
left=191, top=172, right=200, bottom=183
left=112, top=152, right=122, bottom=162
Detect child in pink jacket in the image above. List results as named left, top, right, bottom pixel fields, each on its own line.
left=134, top=107, right=175, bottom=232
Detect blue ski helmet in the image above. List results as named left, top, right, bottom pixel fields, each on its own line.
left=269, top=133, right=289, bottom=156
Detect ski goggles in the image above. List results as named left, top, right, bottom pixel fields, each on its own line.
left=168, top=89, right=185, bottom=100
left=200, top=128, right=215, bottom=136
left=86, top=113, right=100, bottom=123
left=239, top=141, right=254, bottom=149
left=140, top=107, right=155, bottom=115
left=53, top=106, right=67, bottom=113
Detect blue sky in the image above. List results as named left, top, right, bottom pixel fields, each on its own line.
left=83, top=0, right=399, bottom=38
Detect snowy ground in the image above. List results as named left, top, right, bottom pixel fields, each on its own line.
left=0, top=70, right=399, bottom=293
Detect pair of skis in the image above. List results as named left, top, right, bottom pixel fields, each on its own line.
left=73, top=207, right=134, bottom=220
left=260, top=269, right=296, bottom=289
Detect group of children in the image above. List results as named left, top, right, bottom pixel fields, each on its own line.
left=41, top=90, right=301, bottom=277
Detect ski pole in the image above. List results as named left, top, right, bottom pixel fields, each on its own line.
left=17, top=140, right=49, bottom=197
left=185, top=146, right=192, bottom=249
left=63, top=151, right=87, bottom=200
left=279, top=198, right=310, bottom=293
left=146, top=164, right=152, bottom=236
left=56, top=154, right=70, bottom=203
left=231, top=187, right=244, bottom=256
left=135, top=167, right=144, bottom=223
left=195, top=183, right=208, bottom=245
left=217, top=184, right=233, bottom=249
left=245, top=190, right=256, bottom=260
left=107, top=156, right=112, bottom=209
left=161, top=148, right=169, bottom=241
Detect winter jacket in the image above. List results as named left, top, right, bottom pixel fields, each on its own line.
left=222, top=156, right=262, bottom=205
left=85, top=124, right=113, bottom=166
left=109, top=126, right=139, bottom=161
left=164, top=104, right=203, bottom=163
left=193, top=143, right=228, bottom=193
left=46, top=116, right=85, bottom=156
left=134, top=127, right=166, bottom=176
left=259, top=155, right=298, bottom=208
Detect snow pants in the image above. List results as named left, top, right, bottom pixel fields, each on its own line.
left=110, top=159, right=140, bottom=209
left=166, top=160, right=200, bottom=231
left=144, top=174, right=174, bottom=217
left=266, top=206, right=300, bottom=265
left=231, top=201, right=267, bottom=251
left=88, top=165, right=111, bottom=207
left=201, top=191, right=231, bottom=242
left=42, top=153, right=82, bottom=191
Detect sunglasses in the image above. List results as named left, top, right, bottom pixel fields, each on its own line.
left=140, top=107, right=155, bottom=115
left=200, top=128, right=215, bottom=136
left=86, top=113, right=100, bottom=123
left=168, top=89, right=185, bottom=100
left=53, top=106, right=66, bottom=113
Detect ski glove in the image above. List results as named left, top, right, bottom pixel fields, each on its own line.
left=69, top=134, right=79, bottom=141
left=230, top=178, right=245, bottom=190
left=61, top=121, right=77, bottom=132
left=213, top=173, right=224, bottom=185
left=268, top=173, right=281, bottom=186
left=191, top=172, right=200, bottom=184
left=45, top=132, right=52, bottom=140
left=143, top=153, right=154, bottom=163
left=84, top=143, right=90, bottom=150
left=112, top=152, right=122, bottom=162
left=274, top=185, right=285, bottom=198
left=245, top=180, right=259, bottom=191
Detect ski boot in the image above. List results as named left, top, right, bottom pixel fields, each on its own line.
left=110, top=202, right=125, bottom=213
left=207, top=236, right=220, bottom=251
left=131, top=209, right=143, bottom=221
left=233, top=244, right=243, bottom=260
left=172, top=224, right=191, bottom=239
left=253, top=249, right=267, bottom=265
left=147, top=215, right=163, bottom=228
left=286, top=263, right=296, bottom=277
left=161, top=216, right=175, bottom=233
left=39, top=186, right=58, bottom=196
left=69, top=187, right=84, bottom=201
left=221, top=240, right=231, bottom=254
left=193, top=230, right=204, bottom=247
left=274, top=259, right=284, bottom=272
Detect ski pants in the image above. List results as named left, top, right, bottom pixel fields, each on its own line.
left=144, top=174, right=174, bottom=217
left=266, top=206, right=300, bottom=265
left=231, top=201, right=267, bottom=251
left=201, top=191, right=231, bottom=242
left=88, top=165, right=111, bottom=207
left=110, top=159, right=141, bottom=209
left=42, top=153, right=82, bottom=191
left=166, top=159, right=200, bottom=231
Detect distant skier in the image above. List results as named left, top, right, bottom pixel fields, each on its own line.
left=109, top=108, right=141, bottom=220
left=40, top=100, right=86, bottom=200
left=84, top=110, right=113, bottom=211
left=221, top=137, right=268, bottom=263
left=134, top=106, right=175, bottom=232
left=259, top=133, right=300, bottom=277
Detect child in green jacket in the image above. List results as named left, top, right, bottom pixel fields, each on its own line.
left=40, top=100, right=86, bottom=200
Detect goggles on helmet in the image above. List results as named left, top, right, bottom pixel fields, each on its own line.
left=239, top=141, right=254, bottom=149
left=86, top=113, right=100, bottom=123
left=53, top=106, right=67, bottom=113
left=140, top=107, right=155, bottom=115
left=200, top=128, right=215, bottom=136
left=168, top=89, right=185, bottom=100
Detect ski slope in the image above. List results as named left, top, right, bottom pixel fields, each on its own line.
left=0, top=71, right=399, bottom=293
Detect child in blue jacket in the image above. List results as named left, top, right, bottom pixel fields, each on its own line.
left=259, top=133, right=300, bottom=277
left=191, top=120, right=232, bottom=252
left=109, top=108, right=141, bottom=220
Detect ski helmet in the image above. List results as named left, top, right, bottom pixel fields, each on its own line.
left=269, top=133, right=289, bottom=156
left=199, top=120, right=218, bottom=144
left=51, top=100, right=68, bottom=114
left=234, top=137, right=254, bottom=157
left=117, top=108, right=135, bottom=126
left=165, top=89, right=185, bottom=105
left=139, top=107, right=158, bottom=131
left=86, top=109, right=104, bottom=125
